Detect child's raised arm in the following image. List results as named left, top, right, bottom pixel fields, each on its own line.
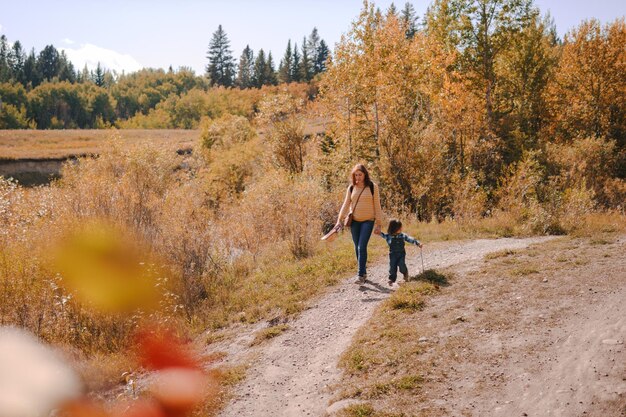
left=402, top=234, right=422, bottom=247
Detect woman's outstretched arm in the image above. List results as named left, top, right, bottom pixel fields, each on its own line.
left=336, top=187, right=352, bottom=226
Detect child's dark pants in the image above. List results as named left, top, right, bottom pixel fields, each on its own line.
left=389, top=251, right=408, bottom=282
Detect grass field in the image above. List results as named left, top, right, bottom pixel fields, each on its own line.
left=0, top=118, right=328, bottom=160
left=0, top=129, right=199, bottom=159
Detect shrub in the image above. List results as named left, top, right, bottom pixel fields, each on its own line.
left=496, top=152, right=550, bottom=233
left=450, top=170, right=487, bottom=223
left=257, top=94, right=308, bottom=174
left=226, top=169, right=327, bottom=259
left=199, top=114, right=256, bottom=150
left=58, top=137, right=179, bottom=232
left=546, top=136, right=619, bottom=207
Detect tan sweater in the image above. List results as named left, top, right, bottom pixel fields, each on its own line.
left=337, top=182, right=383, bottom=226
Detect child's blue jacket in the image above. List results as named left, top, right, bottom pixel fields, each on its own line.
left=380, top=232, right=420, bottom=253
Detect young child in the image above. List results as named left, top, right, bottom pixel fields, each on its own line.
left=380, top=219, right=423, bottom=286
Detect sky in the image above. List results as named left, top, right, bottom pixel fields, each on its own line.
left=1, top=0, right=624, bottom=75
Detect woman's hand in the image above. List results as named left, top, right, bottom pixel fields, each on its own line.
left=373, top=225, right=381, bottom=235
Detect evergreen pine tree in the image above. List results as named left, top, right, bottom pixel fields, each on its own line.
left=253, top=49, right=267, bottom=87
left=58, top=51, right=76, bottom=83
left=37, top=45, right=61, bottom=81
left=236, top=45, right=255, bottom=88
left=10, top=41, right=26, bottom=83
left=300, top=36, right=312, bottom=81
left=0, top=35, right=11, bottom=82
left=23, top=49, right=40, bottom=87
left=278, top=40, right=293, bottom=84
left=205, top=24, right=236, bottom=87
left=307, top=27, right=320, bottom=75
left=93, top=62, right=105, bottom=87
left=387, top=2, right=398, bottom=16
left=291, top=43, right=302, bottom=82
left=265, top=52, right=278, bottom=85
left=401, top=2, right=418, bottom=38
left=315, top=39, right=330, bottom=74
left=307, top=28, right=321, bottom=61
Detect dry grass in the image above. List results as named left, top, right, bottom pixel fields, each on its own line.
left=484, top=248, right=518, bottom=259
left=398, top=214, right=532, bottom=244
left=75, top=351, right=138, bottom=393
left=0, top=118, right=329, bottom=161
left=199, top=234, right=385, bottom=330
left=0, top=129, right=198, bottom=159
left=250, top=324, right=290, bottom=346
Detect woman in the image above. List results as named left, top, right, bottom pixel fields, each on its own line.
left=336, top=164, right=383, bottom=283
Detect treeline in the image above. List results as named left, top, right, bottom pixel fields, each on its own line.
left=320, top=0, right=625, bottom=218
left=207, top=26, right=329, bottom=89
left=0, top=67, right=208, bottom=129
left=0, top=27, right=328, bottom=129
left=0, top=35, right=120, bottom=89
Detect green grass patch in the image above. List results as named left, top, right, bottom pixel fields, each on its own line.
left=411, top=269, right=452, bottom=286
left=346, top=349, right=370, bottom=373
left=339, top=403, right=375, bottom=417
left=385, top=282, right=438, bottom=312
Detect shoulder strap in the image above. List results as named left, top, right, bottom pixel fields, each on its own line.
left=350, top=183, right=374, bottom=194
left=349, top=185, right=366, bottom=214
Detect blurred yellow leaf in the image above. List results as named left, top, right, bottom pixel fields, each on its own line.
left=53, top=221, right=163, bottom=314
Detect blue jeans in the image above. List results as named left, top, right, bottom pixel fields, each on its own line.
left=350, top=220, right=375, bottom=277
left=389, top=251, right=408, bottom=282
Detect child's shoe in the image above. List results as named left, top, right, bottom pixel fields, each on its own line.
left=356, top=274, right=367, bottom=284
left=388, top=278, right=396, bottom=286
left=403, top=272, right=410, bottom=282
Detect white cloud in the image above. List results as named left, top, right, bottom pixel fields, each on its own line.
left=62, top=38, right=75, bottom=45
left=60, top=43, right=143, bottom=74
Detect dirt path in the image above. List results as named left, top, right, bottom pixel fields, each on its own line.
left=216, top=237, right=554, bottom=417
left=409, top=235, right=626, bottom=417
left=492, top=286, right=626, bottom=417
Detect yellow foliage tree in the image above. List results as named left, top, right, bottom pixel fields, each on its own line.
left=545, top=18, right=626, bottom=145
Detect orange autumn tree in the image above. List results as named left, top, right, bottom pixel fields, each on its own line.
left=321, top=2, right=454, bottom=217
left=545, top=18, right=626, bottom=145
left=544, top=18, right=626, bottom=207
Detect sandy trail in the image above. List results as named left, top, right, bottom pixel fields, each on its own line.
left=493, top=286, right=626, bottom=417
left=217, top=237, right=553, bottom=417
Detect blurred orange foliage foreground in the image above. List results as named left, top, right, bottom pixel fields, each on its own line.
left=0, top=220, right=218, bottom=417
left=60, top=325, right=217, bottom=417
